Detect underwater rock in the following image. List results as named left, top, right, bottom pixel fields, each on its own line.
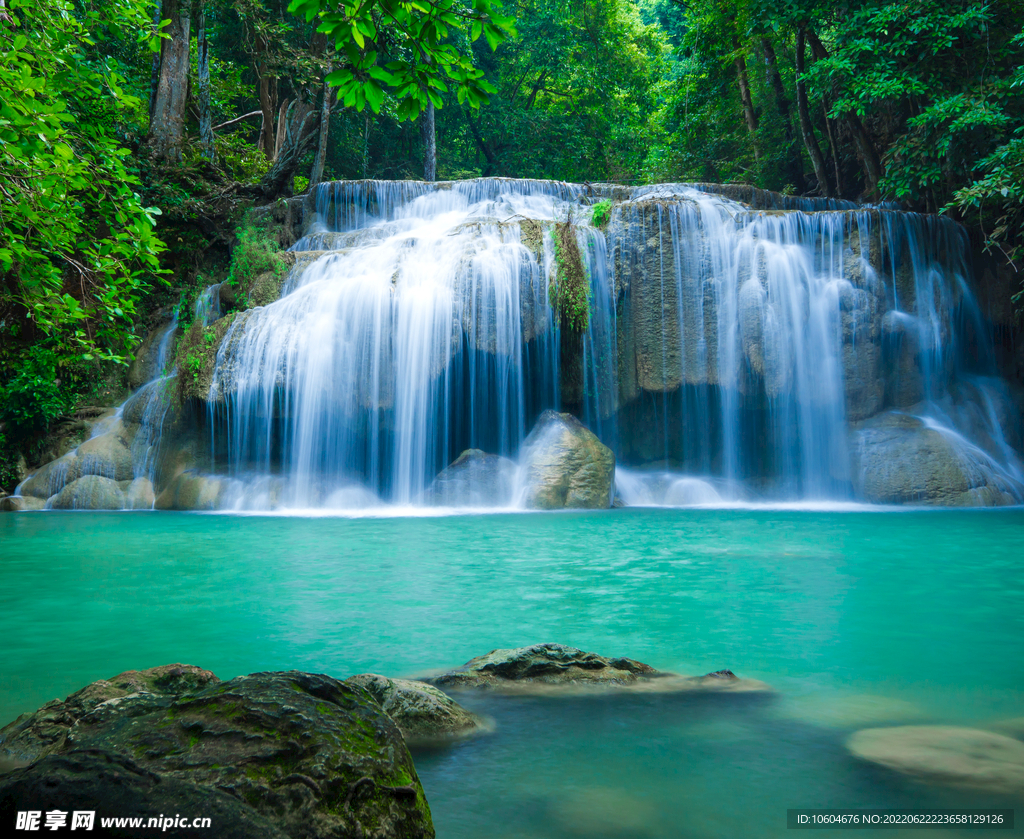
left=346, top=674, right=490, bottom=746
left=422, top=449, right=517, bottom=507
left=520, top=411, right=615, bottom=509
left=154, top=471, right=225, bottom=511
left=0, top=751, right=289, bottom=839
left=125, top=477, right=156, bottom=510
left=0, top=495, right=45, bottom=512
left=1, top=668, right=434, bottom=839
left=847, top=726, right=1024, bottom=795
left=549, top=785, right=659, bottom=838
left=849, top=411, right=1018, bottom=505
left=49, top=476, right=125, bottom=510
left=426, top=644, right=767, bottom=695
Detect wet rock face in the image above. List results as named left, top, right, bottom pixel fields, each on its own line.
left=849, top=411, right=1019, bottom=505
left=520, top=411, right=615, bottom=509
left=49, top=475, right=125, bottom=510
left=346, top=674, right=488, bottom=746
left=427, top=644, right=659, bottom=690
left=422, top=449, right=517, bottom=507
left=0, top=495, right=45, bottom=512
left=1, top=668, right=434, bottom=839
left=847, top=726, right=1024, bottom=795
left=154, top=471, right=225, bottom=511
left=0, top=751, right=289, bottom=839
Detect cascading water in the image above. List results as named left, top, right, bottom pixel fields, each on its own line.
left=14, top=178, right=1024, bottom=510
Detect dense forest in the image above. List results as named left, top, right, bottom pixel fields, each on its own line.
left=1, top=0, right=1022, bottom=489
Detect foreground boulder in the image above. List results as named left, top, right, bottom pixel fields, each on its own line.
left=422, top=449, right=517, bottom=507
left=0, top=495, right=45, bottom=512
left=0, top=751, right=287, bottom=839
left=155, top=471, right=225, bottom=510
left=49, top=475, right=125, bottom=510
left=847, top=725, right=1024, bottom=795
left=520, top=411, right=615, bottom=509
left=347, top=674, right=489, bottom=746
left=0, top=666, right=434, bottom=839
left=427, top=644, right=767, bottom=695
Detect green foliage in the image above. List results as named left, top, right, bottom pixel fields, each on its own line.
left=227, top=222, right=288, bottom=294
left=590, top=200, right=613, bottom=228
left=550, top=221, right=590, bottom=332
left=0, top=0, right=167, bottom=367
left=289, top=0, right=516, bottom=119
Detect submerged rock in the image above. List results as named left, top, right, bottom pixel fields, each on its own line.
left=422, top=449, right=517, bottom=507
left=1, top=667, right=434, bottom=839
left=49, top=475, right=125, bottom=510
left=520, top=411, right=615, bottom=509
left=847, top=726, right=1024, bottom=795
left=426, top=644, right=766, bottom=695
left=347, top=674, right=489, bottom=746
left=0, top=751, right=288, bottom=839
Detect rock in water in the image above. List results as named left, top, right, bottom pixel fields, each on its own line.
left=125, top=477, right=156, bottom=510
left=347, top=674, right=489, bottom=746
left=154, top=471, right=225, bottom=510
left=426, top=644, right=768, bottom=695
left=0, top=496, right=46, bottom=512
left=0, top=751, right=288, bottom=839
left=422, top=449, right=517, bottom=507
left=49, top=475, right=125, bottom=510
left=847, top=726, right=1024, bottom=794
left=520, top=411, right=615, bottom=509
left=1, top=667, right=434, bottom=839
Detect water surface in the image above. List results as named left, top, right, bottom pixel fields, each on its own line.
left=2, top=509, right=1022, bottom=836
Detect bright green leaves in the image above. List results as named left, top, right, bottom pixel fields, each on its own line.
left=287, top=0, right=515, bottom=120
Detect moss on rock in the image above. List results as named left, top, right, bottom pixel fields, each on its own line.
left=174, top=313, right=236, bottom=402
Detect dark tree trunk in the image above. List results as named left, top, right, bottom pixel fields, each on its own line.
left=259, top=97, right=320, bottom=198
left=732, top=36, right=759, bottom=162
left=795, top=27, right=832, bottom=196
left=147, top=0, right=191, bottom=161
left=310, top=79, right=337, bottom=187
left=761, top=37, right=806, bottom=192
left=805, top=28, right=883, bottom=198
left=422, top=101, right=436, bottom=182
left=256, top=43, right=277, bottom=160
left=197, top=0, right=214, bottom=161
left=148, top=1, right=162, bottom=118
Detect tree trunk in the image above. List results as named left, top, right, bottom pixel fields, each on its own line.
left=256, top=42, right=277, bottom=160
left=732, top=35, right=758, bottom=163
left=795, top=27, right=832, bottom=197
left=805, top=29, right=883, bottom=198
left=310, top=80, right=336, bottom=187
left=422, top=101, right=436, bottom=182
left=147, top=1, right=162, bottom=118
left=147, top=0, right=191, bottom=162
left=196, top=0, right=214, bottom=161
left=259, top=97, right=320, bottom=198
left=274, top=98, right=290, bottom=160
left=761, top=37, right=805, bottom=192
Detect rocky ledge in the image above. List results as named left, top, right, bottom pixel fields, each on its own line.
left=426, top=643, right=768, bottom=695
left=0, top=664, right=435, bottom=839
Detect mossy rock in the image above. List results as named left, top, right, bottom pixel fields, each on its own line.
left=174, top=313, right=237, bottom=402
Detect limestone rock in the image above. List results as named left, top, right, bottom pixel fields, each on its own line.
left=847, top=726, right=1024, bottom=795
left=49, top=475, right=125, bottom=510
left=129, top=320, right=178, bottom=389
left=18, top=454, right=78, bottom=499
left=0, top=495, right=46, bottom=512
left=849, top=411, right=1019, bottom=505
left=71, top=433, right=134, bottom=482
left=520, top=411, right=614, bottom=509
left=125, top=477, right=156, bottom=510
left=422, top=449, right=517, bottom=507
left=155, top=471, right=225, bottom=511
left=0, top=751, right=289, bottom=839
left=347, top=674, right=489, bottom=745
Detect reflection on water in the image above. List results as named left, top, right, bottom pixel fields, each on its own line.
left=1, top=509, right=1022, bottom=837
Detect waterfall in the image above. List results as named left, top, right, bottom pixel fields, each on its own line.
left=15, top=178, right=1023, bottom=511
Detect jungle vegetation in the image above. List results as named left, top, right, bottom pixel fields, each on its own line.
left=1, top=0, right=1022, bottom=487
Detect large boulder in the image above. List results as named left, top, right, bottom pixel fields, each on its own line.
left=0, top=495, right=46, bottom=512
left=71, top=433, right=134, bottom=482
left=18, top=453, right=78, bottom=499
left=124, top=477, right=156, bottom=510
left=422, top=449, right=517, bottom=507
left=49, top=475, right=125, bottom=510
left=847, top=726, right=1024, bottom=795
left=426, top=644, right=767, bottom=695
left=155, top=471, right=225, bottom=511
left=346, top=674, right=489, bottom=746
left=520, top=411, right=614, bottom=509
left=1, top=668, right=434, bottom=839
left=849, top=411, right=1019, bottom=505
left=0, top=751, right=289, bottom=839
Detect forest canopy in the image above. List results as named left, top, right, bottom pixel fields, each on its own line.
left=1, top=0, right=1022, bottom=485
